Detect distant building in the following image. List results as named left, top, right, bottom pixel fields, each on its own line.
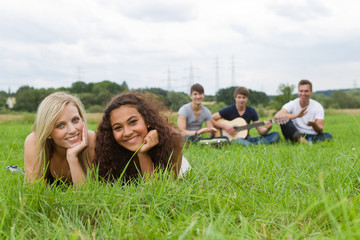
left=6, top=97, right=16, bottom=109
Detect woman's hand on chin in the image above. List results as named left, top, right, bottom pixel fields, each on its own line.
left=67, top=125, right=88, bottom=163
left=139, top=130, right=159, bottom=153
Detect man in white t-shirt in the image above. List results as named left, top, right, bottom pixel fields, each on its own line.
left=274, top=80, right=332, bottom=143
left=177, top=83, right=220, bottom=143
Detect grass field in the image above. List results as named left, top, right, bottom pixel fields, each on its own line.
left=0, top=113, right=360, bottom=239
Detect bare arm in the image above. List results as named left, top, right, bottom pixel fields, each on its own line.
left=178, top=114, right=216, bottom=136
left=256, top=120, right=272, bottom=136
left=204, top=121, right=217, bottom=134
left=274, top=108, right=292, bottom=119
left=212, top=112, right=236, bottom=136
left=66, top=127, right=94, bottom=186
left=24, top=132, right=37, bottom=182
left=274, top=107, right=307, bottom=120
left=177, top=114, right=196, bottom=136
left=138, top=130, right=159, bottom=177
left=307, top=119, right=324, bottom=133
left=139, top=128, right=184, bottom=178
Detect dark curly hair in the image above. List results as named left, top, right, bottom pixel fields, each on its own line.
left=95, top=92, right=183, bottom=182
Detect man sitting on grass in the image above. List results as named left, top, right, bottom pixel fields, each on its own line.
left=177, top=83, right=218, bottom=143
left=274, top=79, right=332, bottom=143
left=212, top=86, right=280, bottom=146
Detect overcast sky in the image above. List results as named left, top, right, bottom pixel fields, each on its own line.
left=1, top=0, right=359, bottom=95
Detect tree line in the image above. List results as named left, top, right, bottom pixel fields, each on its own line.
left=0, top=80, right=359, bottom=113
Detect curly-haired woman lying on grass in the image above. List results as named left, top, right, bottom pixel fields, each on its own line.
left=95, top=92, right=190, bottom=182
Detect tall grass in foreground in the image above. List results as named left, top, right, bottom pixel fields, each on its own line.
left=0, top=114, right=360, bottom=239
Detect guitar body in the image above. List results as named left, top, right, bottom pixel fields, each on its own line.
left=214, top=118, right=248, bottom=140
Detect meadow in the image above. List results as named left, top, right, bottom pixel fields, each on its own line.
left=0, top=112, right=359, bottom=239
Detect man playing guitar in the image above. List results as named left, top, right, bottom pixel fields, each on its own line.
left=212, top=87, right=280, bottom=146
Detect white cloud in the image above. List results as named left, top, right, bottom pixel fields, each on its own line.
left=0, top=0, right=359, bottom=95
left=116, top=1, right=196, bottom=22
left=268, top=0, right=330, bottom=21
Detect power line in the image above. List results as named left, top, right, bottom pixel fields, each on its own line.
left=184, top=63, right=199, bottom=91
left=189, top=63, right=194, bottom=87
left=76, top=66, right=85, bottom=81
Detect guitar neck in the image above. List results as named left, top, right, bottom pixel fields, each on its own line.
left=234, top=119, right=273, bottom=132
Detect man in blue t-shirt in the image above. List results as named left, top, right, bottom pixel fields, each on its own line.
left=212, top=87, right=280, bottom=146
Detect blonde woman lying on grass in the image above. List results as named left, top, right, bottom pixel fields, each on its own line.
left=24, top=92, right=95, bottom=185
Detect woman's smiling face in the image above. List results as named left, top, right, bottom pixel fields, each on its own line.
left=50, top=103, right=84, bottom=150
left=110, top=105, right=148, bottom=152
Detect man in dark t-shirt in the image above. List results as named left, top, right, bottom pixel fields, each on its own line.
left=212, top=87, right=280, bottom=146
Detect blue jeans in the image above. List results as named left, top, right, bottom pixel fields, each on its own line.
left=232, top=132, right=280, bottom=146
left=280, top=121, right=332, bottom=143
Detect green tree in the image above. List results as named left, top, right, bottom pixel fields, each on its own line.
left=92, top=80, right=127, bottom=95
left=204, top=95, right=216, bottom=101
left=216, top=87, right=237, bottom=105
left=330, top=91, right=360, bottom=108
left=14, top=86, right=37, bottom=112
left=270, top=84, right=296, bottom=111
left=216, top=87, right=269, bottom=107
left=89, top=80, right=129, bottom=106
left=311, top=94, right=333, bottom=109
left=120, top=81, right=129, bottom=91
left=167, top=91, right=189, bottom=112
left=95, top=90, right=113, bottom=107
left=347, top=90, right=360, bottom=108
left=79, top=92, right=98, bottom=109
left=205, top=102, right=227, bottom=114
left=248, top=90, right=269, bottom=107
left=71, top=81, right=90, bottom=93
left=0, top=91, right=7, bottom=107
left=138, top=88, right=168, bottom=104
left=36, top=88, right=55, bottom=103
left=14, top=86, right=54, bottom=112
left=0, top=91, right=7, bottom=112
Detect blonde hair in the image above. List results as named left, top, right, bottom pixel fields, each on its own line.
left=32, top=92, right=91, bottom=180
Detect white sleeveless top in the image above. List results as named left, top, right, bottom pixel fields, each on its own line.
left=179, top=156, right=191, bottom=177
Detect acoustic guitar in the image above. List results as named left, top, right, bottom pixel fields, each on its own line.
left=214, top=117, right=289, bottom=141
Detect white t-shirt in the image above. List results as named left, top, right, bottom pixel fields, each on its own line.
left=282, top=98, right=324, bottom=135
